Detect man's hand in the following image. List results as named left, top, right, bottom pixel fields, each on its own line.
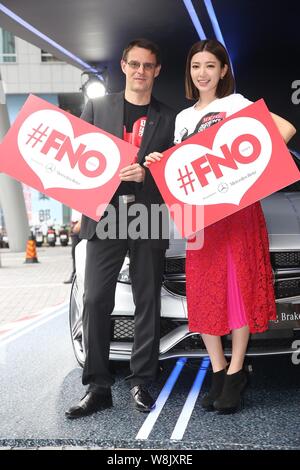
left=119, top=163, right=145, bottom=182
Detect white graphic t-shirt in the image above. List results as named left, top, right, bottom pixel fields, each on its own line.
left=174, top=93, right=253, bottom=144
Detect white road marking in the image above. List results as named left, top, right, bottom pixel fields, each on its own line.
left=0, top=303, right=68, bottom=344
left=0, top=283, right=70, bottom=289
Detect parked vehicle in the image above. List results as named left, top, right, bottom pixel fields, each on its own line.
left=46, top=227, right=56, bottom=247
left=59, top=226, right=69, bottom=246
left=69, top=156, right=300, bottom=367
left=35, top=230, right=44, bottom=247
left=0, top=232, right=9, bottom=248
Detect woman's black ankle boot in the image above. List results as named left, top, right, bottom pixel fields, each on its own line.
left=201, top=367, right=227, bottom=411
left=213, top=369, right=247, bottom=414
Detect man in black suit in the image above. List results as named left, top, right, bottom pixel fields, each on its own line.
left=66, top=39, right=175, bottom=419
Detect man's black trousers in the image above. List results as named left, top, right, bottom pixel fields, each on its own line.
left=82, top=236, right=165, bottom=390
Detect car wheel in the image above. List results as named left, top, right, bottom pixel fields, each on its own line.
left=69, top=274, right=85, bottom=367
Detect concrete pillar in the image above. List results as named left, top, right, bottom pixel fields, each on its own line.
left=0, top=73, right=30, bottom=252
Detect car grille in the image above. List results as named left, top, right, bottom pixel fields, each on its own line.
left=165, top=253, right=300, bottom=273
left=275, top=278, right=300, bottom=299
left=164, top=257, right=185, bottom=276
left=271, top=252, right=300, bottom=269
left=163, top=277, right=300, bottom=300
left=111, top=318, right=134, bottom=341
left=163, top=280, right=186, bottom=296
left=111, top=317, right=184, bottom=341
left=163, top=254, right=300, bottom=299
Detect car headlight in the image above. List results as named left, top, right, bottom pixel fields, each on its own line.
left=117, top=259, right=131, bottom=284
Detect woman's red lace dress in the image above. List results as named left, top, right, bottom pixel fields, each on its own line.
left=186, top=202, right=277, bottom=335
left=174, top=94, right=277, bottom=336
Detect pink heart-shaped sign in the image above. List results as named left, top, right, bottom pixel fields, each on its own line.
left=165, top=116, right=272, bottom=206
left=17, top=109, right=120, bottom=190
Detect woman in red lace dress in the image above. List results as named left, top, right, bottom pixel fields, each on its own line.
left=145, top=39, right=296, bottom=414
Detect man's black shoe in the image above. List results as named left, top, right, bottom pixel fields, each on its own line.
left=130, top=385, right=155, bottom=413
left=65, top=391, right=112, bottom=419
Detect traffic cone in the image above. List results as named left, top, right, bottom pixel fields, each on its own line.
left=24, top=234, right=39, bottom=263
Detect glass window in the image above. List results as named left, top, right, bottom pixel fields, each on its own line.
left=0, top=27, right=16, bottom=63
left=41, top=50, right=62, bottom=63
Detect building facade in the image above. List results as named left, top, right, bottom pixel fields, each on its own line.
left=0, top=27, right=84, bottom=231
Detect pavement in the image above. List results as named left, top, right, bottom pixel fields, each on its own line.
left=0, top=244, right=73, bottom=329
left=1, top=243, right=300, bottom=452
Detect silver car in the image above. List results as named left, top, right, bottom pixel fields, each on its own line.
left=69, top=163, right=300, bottom=367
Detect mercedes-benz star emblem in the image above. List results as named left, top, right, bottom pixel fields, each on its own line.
left=45, top=163, right=56, bottom=173
left=218, top=182, right=229, bottom=193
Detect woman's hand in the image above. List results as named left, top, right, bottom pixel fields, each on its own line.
left=144, top=152, right=164, bottom=167
left=271, top=113, right=296, bottom=143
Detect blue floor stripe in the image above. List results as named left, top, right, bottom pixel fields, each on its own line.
left=171, top=356, right=210, bottom=440
left=135, top=357, right=187, bottom=440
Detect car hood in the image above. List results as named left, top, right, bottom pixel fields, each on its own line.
left=167, top=192, right=300, bottom=256
left=261, top=192, right=300, bottom=251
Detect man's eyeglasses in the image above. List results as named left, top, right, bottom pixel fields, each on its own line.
left=125, top=60, right=157, bottom=71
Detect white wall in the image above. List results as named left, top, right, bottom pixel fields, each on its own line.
left=0, top=36, right=82, bottom=94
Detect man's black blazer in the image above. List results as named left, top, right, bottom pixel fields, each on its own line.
left=79, top=91, right=176, bottom=249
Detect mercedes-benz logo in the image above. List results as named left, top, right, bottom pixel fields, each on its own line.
left=218, top=182, right=229, bottom=193
left=45, top=163, right=56, bottom=173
